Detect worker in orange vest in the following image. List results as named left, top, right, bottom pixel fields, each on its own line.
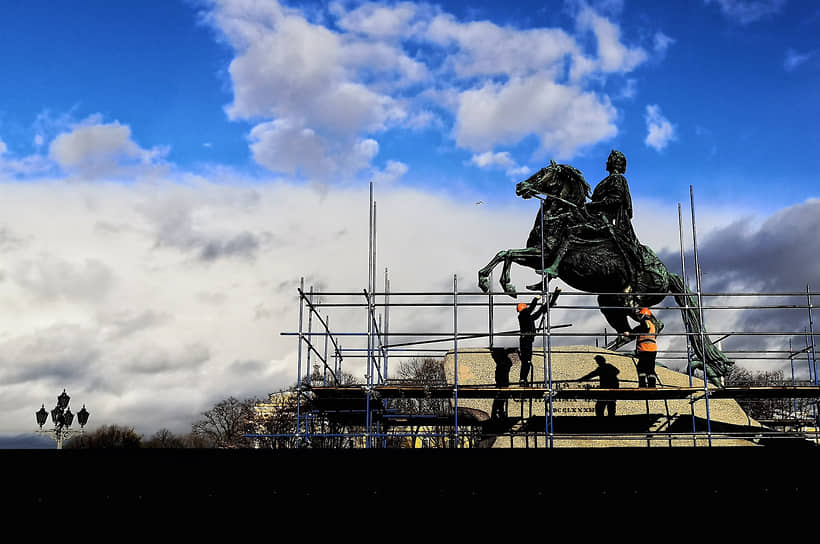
left=628, top=307, right=658, bottom=388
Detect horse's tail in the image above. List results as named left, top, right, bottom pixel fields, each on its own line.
left=668, top=273, right=733, bottom=387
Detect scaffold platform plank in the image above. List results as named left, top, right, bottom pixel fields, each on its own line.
left=309, top=384, right=820, bottom=403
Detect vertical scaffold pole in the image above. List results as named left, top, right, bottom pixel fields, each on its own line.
left=690, top=186, right=712, bottom=446
left=539, top=197, right=553, bottom=448
left=373, top=200, right=378, bottom=382
left=307, top=286, right=314, bottom=381
left=297, top=276, right=305, bottom=448
left=453, top=274, right=460, bottom=448
left=306, top=285, right=314, bottom=444
left=807, top=285, right=819, bottom=439
left=807, top=285, right=817, bottom=386
left=679, top=203, right=697, bottom=446
left=366, top=182, right=373, bottom=448
left=488, top=271, right=494, bottom=349
left=789, top=340, right=799, bottom=424
left=385, top=268, right=390, bottom=382
left=373, top=197, right=381, bottom=444
left=323, top=315, right=330, bottom=386
left=678, top=204, right=693, bottom=387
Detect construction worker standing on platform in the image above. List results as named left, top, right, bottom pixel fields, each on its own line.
left=517, top=297, right=545, bottom=387
left=515, top=289, right=561, bottom=387
left=628, top=307, right=658, bottom=387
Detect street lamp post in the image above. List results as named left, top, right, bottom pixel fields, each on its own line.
left=36, top=389, right=90, bottom=449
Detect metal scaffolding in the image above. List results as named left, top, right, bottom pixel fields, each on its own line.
left=257, top=183, right=820, bottom=448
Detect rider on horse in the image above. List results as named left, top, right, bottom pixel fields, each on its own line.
left=587, top=150, right=633, bottom=235
left=586, top=150, right=643, bottom=286
left=538, top=150, right=642, bottom=284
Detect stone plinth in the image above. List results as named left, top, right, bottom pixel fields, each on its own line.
left=443, top=345, right=764, bottom=447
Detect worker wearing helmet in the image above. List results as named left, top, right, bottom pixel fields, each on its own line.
left=517, top=296, right=548, bottom=387
left=629, top=307, right=658, bottom=388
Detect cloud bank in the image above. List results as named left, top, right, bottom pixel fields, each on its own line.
left=2, top=164, right=816, bottom=436
left=201, top=0, right=664, bottom=180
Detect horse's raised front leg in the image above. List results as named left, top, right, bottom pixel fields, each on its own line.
left=478, top=250, right=509, bottom=293
left=499, top=247, right=542, bottom=298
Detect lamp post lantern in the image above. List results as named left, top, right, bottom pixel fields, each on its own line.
left=36, top=389, right=90, bottom=449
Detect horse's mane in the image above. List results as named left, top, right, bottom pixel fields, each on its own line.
left=553, top=163, right=591, bottom=204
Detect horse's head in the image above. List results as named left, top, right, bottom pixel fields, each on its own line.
left=515, top=160, right=590, bottom=206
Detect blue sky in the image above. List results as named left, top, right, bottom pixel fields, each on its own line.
left=2, top=0, right=818, bottom=207
left=1, top=0, right=819, bottom=441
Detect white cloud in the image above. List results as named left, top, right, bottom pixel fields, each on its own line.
left=0, top=141, right=53, bottom=178
left=507, top=165, right=532, bottom=177
left=653, top=31, right=675, bottom=56
left=248, top=120, right=333, bottom=177
left=470, top=151, right=530, bottom=177
left=618, top=78, right=638, bottom=99
left=426, top=14, right=580, bottom=79
left=0, top=176, right=547, bottom=435
left=784, top=48, right=815, bottom=72
left=704, top=0, right=786, bottom=25
left=248, top=119, right=383, bottom=182
left=644, top=104, right=676, bottom=151
left=48, top=117, right=168, bottom=179
left=471, top=151, right=516, bottom=169
left=455, top=75, right=618, bottom=158
left=332, top=1, right=424, bottom=40
left=575, top=6, right=648, bottom=75
left=371, top=160, right=409, bottom=185
left=204, top=1, right=660, bottom=178
left=205, top=0, right=417, bottom=180
left=13, top=256, right=115, bottom=303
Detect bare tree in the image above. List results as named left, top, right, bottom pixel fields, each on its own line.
left=387, top=358, right=451, bottom=448
left=247, top=391, right=300, bottom=449
left=181, top=432, right=217, bottom=448
left=64, top=424, right=142, bottom=448
left=144, top=428, right=188, bottom=448
left=725, top=366, right=813, bottom=424
left=191, top=396, right=258, bottom=448
left=246, top=371, right=359, bottom=449
left=395, top=358, right=449, bottom=414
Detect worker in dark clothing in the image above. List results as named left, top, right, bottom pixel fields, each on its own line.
left=577, top=355, right=620, bottom=417
left=627, top=307, right=658, bottom=387
left=517, top=296, right=548, bottom=386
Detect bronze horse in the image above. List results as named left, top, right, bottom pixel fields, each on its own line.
left=477, top=160, right=732, bottom=386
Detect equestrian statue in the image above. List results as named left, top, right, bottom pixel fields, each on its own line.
left=477, top=151, right=733, bottom=387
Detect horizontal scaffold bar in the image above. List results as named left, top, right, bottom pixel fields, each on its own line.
left=308, top=385, right=820, bottom=401
left=284, top=330, right=820, bottom=337
left=309, top=290, right=818, bottom=297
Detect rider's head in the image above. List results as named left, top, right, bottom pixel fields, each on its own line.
left=517, top=303, right=528, bottom=312
left=606, top=150, right=627, bottom=174
left=594, top=355, right=606, bottom=365
left=638, top=307, right=652, bottom=319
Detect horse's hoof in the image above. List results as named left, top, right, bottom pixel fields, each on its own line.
left=478, top=277, right=489, bottom=293
left=504, top=284, right=517, bottom=298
